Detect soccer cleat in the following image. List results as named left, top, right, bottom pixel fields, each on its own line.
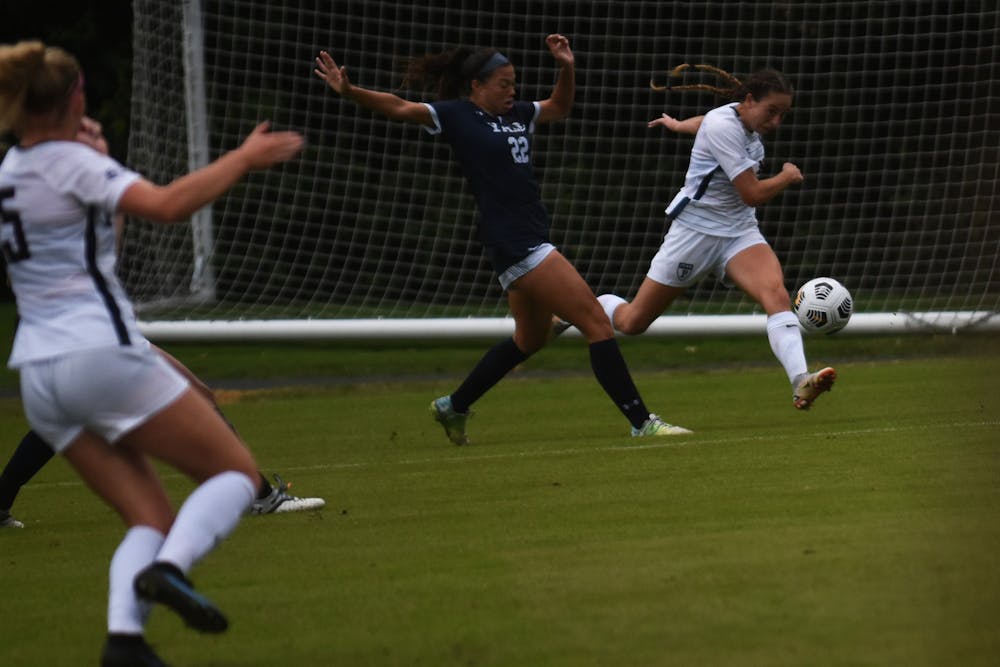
left=793, top=367, right=837, bottom=410
left=430, top=395, right=471, bottom=445
left=250, top=473, right=325, bottom=514
left=549, top=315, right=572, bottom=339
left=0, top=510, right=24, bottom=528
left=631, top=414, right=693, bottom=437
left=101, top=634, right=171, bottom=667
left=134, top=562, right=228, bottom=633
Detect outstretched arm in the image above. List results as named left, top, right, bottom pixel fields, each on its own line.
left=648, top=112, right=703, bottom=135
left=118, top=121, right=303, bottom=223
left=314, top=51, right=432, bottom=125
left=537, top=34, right=575, bottom=123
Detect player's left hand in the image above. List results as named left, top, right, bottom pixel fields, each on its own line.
left=545, top=34, right=574, bottom=67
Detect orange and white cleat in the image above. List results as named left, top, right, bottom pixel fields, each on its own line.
left=793, top=367, right=837, bottom=410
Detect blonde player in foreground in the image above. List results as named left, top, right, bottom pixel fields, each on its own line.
left=0, top=118, right=324, bottom=531
left=0, top=40, right=303, bottom=666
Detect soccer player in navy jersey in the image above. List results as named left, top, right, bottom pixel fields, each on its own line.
left=316, top=34, right=691, bottom=443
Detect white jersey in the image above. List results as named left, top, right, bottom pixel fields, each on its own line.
left=665, top=102, right=765, bottom=237
left=0, top=141, right=143, bottom=368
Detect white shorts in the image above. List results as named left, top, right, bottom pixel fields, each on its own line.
left=646, top=224, right=769, bottom=288
left=19, top=345, right=190, bottom=452
left=497, top=242, right=556, bottom=290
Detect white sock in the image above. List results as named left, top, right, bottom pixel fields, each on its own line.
left=154, top=471, right=255, bottom=573
left=597, top=294, right=627, bottom=331
left=108, top=525, right=165, bottom=634
left=767, top=311, right=808, bottom=384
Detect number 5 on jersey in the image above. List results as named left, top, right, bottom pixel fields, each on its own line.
left=0, top=187, right=31, bottom=262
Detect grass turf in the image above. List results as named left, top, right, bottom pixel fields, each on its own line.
left=1, top=335, right=998, bottom=666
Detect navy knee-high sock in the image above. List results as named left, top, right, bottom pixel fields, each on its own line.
left=589, top=338, right=651, bottom=429
left=450, top=338, right=530, bottom=413
left=0, top=430, right=55, bottom=510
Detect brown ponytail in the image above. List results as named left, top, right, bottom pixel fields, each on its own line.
left=651, top=64, right=792, bottom=101
left=403, top=47, right=504, bottom=100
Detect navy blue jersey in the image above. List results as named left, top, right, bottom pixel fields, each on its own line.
left=424, top=99, right=550, bottom=273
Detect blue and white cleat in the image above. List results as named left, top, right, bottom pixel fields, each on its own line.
left=250, top=473, right=325, bottom=514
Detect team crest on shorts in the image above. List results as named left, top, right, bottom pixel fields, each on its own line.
left=676, top=262, right=694, bottom=281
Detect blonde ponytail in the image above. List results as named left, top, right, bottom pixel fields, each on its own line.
left=0, top=41, right=80, bottom=135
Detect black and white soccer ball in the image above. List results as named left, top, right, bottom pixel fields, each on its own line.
left=793, top=277, right=853, bottom=334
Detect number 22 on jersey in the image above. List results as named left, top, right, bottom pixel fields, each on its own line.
left=508, top=136, right=529, bottom=164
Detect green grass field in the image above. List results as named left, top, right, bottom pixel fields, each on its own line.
left=1, top=330, right=998, bottom=666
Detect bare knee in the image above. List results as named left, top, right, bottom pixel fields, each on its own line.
left=614, top=303, right=653, bottom=336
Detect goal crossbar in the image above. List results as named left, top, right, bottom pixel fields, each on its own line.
left=139, top=312, right=1000, bottom=342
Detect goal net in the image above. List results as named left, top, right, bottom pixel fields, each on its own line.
left=124, top=0, right=1000, bottom=338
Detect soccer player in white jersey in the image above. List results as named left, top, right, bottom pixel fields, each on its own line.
left=316, top=35, right=691, bottom=443
left=0, top=41, right=303, bottom=666
left=595, top=67, right=836, bottom=410
left=0, top=117, right=323, bottom=531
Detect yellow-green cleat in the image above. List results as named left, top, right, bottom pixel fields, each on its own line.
left=431, top=396, right=471, bottom=445
left=631, top=414, right=693, bottom=437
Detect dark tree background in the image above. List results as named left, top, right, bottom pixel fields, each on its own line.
left=0, top=1, right=133, bottom=157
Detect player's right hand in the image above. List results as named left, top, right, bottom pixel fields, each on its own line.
left=239, top=121, right=305, bottom=169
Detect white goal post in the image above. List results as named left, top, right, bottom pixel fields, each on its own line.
left=138, top=312, right=1000, bottom=342
left=124, top=0, right=1000, bottom=340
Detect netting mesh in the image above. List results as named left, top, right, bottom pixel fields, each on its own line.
left=124, top=0, right=1000, bottom=321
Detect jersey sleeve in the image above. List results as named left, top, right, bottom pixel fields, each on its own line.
left=700, top=112, right=758, bottom=181
left=517, top=101, right=541, bottom=132
left=421, top=102, right=443, bottom=135
left=44, top=145, right=141, bottom=214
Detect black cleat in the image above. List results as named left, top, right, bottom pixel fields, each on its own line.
left=134, top=562, right=228, bottom=633
left=101, top=634, right=171, bottom=667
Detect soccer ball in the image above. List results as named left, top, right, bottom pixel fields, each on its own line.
left=793, top=277, right=853, bottom=334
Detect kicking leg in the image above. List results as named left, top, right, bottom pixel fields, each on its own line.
left=726, top=244, right=836, bottom=409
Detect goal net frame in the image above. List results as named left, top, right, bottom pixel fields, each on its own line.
left=126, top=0, right=1000, bottom=340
